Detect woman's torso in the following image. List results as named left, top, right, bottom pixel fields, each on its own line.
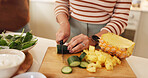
left=0, top=0, right=29, bottom=31
left=69, top=0, right=117, bottom=24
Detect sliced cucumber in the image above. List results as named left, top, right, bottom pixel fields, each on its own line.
left=57, top=45, right=69, bottom=54
left=79, top=61, right=89, bottom=69
left=67, top=56, right=80, bottom=67
left=61, top=66, right=72, bottom=74
left=80, top=52, right=86, bottom=61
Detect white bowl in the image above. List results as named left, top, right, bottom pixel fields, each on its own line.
left=0, top=32, right=38, bottom=53
left=13, top=72, right=47, bottom=78
left=0, top=49, right=25, bottom=78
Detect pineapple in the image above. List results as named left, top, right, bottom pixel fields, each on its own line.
left=97, top=54, right=107, bottom=63
left=113, top=56, right=121, bottom=65
left=84, top=45, right=122, bottom=72
left=89, top=46, right=95, bottom=52
left=99, top=33, right=135, bottom=59
left=87, top=55, right=98, bottom=63
left=105, top=59, right=114, bottom=70
left=87, top=63, right=97, bottom=72
left=96, top=61, right=102, bottom=68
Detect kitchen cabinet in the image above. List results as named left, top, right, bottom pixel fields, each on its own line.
left=121, top=11, right=141, bottom=41
left=133, top=12, right=148, bottom=58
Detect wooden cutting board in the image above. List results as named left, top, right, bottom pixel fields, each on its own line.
left=39, top=47, right=136, bottom=78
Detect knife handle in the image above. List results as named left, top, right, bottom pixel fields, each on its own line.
left=60, top=40, right=64, bottom=45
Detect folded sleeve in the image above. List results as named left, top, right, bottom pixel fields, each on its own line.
left=54, top=0, right=70, bottom=18
left=101, top=0, right=132, bottom=35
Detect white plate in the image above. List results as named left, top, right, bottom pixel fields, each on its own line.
left=13, top=72, right=47, bottom=78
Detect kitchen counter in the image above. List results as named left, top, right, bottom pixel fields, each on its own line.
left=27, top=35, right=148, bottom=78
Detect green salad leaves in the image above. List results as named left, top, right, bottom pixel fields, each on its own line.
left=0, top=30, right=37, bottom=50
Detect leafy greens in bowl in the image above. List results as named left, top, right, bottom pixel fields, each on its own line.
left=0, top=31, right=38, bottom=52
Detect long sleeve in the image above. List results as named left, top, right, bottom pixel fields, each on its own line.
left=101, top=0, right=132, bottom=35
left=55, top=0, right=69, bottom=18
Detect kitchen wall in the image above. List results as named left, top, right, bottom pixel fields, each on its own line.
left=29, top=0, right=59, bottom=40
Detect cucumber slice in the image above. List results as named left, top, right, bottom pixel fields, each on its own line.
left=67, top=56, right=80, bottom=67
left=80, top=52, right=86, bottom=61
left=79, top=61, right=89, bottom=69
left=61, top=66, right=72, bottom=74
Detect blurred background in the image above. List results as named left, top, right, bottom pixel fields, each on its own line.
left=29, top=0, right=148, bottom=58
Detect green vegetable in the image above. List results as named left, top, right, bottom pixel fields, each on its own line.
left=5, top=35, right=13, bottom=39
left=61, top=66, right=72, bottom=74
left=0, top=47, right=3, bottom=49
left=0, top=35, right=2, bottom=39
left=23, top=32, right=33, bottom=42
left=80, top=52, right=86, bottom=61
left=57, top=45, right=69, bottom=54
left=79, top=61, right=89, bottom=69
left=22, top=40, right=37, bottom=49
left=0, top=30, right=37, bottom=50
left=0, top=39, right=8, bottom=46
left=67, top=56, right=80, bottom=67
left=9, top=41, right=22, bottom=50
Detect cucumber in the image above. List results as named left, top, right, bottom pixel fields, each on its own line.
left=61, top=66, right=72, bottom=74
left=80, top=52, right=86, bottom=61
left=57, top=45, right=69, bottom=54
left=67, top=56, right=80, bottom=67
left=79, top=61, right=89, bottom=69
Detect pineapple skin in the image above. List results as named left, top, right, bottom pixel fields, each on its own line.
left=99, top=33, right=135, bottom=59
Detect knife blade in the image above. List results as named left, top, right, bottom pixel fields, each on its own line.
left=60, top=40, right=64, bottom=63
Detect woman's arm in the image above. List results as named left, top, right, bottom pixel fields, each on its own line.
left=55, top=0, right=71, bottom=44
left=96, top=0, right=132, bottom=37
left=55, top=0, right=69, bottom=21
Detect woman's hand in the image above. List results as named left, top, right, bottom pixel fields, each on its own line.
left=56, top=23, right=70, bottom=44
left=56, top=13, right=70, bottom=44
left=67, top=34, right=96, bottom=53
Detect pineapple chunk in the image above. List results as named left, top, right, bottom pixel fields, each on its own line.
left=105, top=59, right=114, bottom=70
left=96, top=61, right=102, bottom=68
left=84, top=45, right=122, bottom=72
left=87, top=55, right=98, bottom=63
left=111, top=58, right=117, bottom=66
left=113, top=56, right=121, bottom=65
left=83, top=49, right=89, bottom=54
left=88, top=52, right=96, bottom=55
left=95, top=50, right=102, bottom=56
left=87, top=63, right=97, bottom=72
left=89, top=46, right=95, bottom=52
left=98, top=54, right=107, bottom=63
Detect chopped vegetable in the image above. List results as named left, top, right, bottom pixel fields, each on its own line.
left=57, top=45, right=69, bottom=54
left=79, top=61, right=89, bottom=69
left=80, top=52, right=86, bottom=61
left=61, top=66, right=72, bottom=74
left=67, top=56, right=80, bottom=67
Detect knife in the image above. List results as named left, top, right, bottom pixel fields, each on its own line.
left=60, top=40, right=64, bottom=63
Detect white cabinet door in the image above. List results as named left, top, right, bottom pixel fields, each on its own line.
left=133, top=12, right=148, bottom=58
